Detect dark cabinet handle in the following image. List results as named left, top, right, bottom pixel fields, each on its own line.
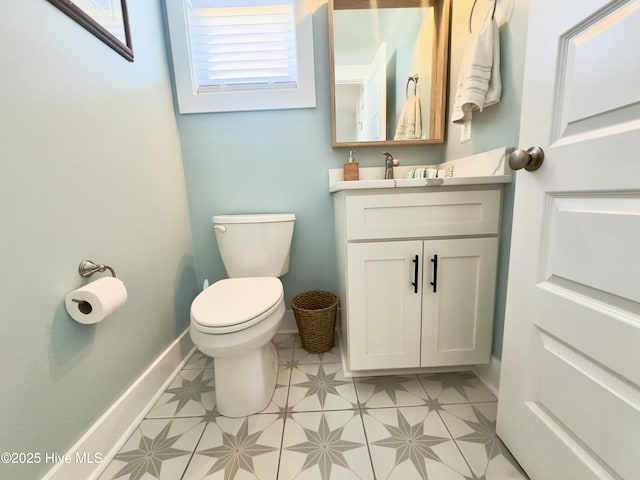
left=430, top=255, right=438, bottom=293
left=412, top=255, right=419, bottom=294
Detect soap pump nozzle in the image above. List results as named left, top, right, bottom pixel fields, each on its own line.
left=348, top=150, right=356, bottom=163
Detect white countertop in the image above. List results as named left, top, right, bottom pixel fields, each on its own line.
left=329, top=147, right=513, bottom=193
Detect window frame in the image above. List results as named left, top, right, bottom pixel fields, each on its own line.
left=165, top=0, right=316, bottom=114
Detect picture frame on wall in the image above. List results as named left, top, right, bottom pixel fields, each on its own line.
left=47, top=0, right=133, bottom=62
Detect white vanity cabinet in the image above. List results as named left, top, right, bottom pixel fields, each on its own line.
left=333, top=187, right=502, bottom=373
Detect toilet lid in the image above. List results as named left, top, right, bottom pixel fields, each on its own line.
left=191, top=277, right=283, bottom=331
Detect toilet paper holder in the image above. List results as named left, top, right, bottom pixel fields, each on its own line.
left=78, top=260, right=117, bottom=278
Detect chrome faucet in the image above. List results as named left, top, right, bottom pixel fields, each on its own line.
left=383, top=151, right=397, bottom=179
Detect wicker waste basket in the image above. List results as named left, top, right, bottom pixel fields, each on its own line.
left=291, top=291, right=339, bottom=354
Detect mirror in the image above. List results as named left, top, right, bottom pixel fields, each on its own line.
left=47, top=0, right=133, bottom=62
left=329, top=0, right=450, bottom=147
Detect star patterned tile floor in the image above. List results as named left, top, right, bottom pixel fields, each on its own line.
left=99, top=333, right=529, bottom=480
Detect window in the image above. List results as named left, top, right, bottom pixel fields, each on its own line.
left=165, top=0, right=316, bottom=113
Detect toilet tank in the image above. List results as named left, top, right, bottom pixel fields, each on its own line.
left=213, top=213, right=295, bottom=278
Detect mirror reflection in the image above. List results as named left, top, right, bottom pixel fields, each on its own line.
left=329, top=0, right=450, bottom=147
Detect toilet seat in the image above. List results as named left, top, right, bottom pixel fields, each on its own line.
left=191, top=277, right=283, bottom=334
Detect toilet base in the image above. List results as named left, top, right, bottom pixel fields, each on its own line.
left=213, top=341, right=278, bottom=417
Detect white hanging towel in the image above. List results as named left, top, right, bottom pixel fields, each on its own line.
left=451, top=16, right=501, bottom=124
left=394, top=94, right=422, bottom=140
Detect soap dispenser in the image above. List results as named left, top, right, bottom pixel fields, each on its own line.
left=344, top=150, right=359, bottom=181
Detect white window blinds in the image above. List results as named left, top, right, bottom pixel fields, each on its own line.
left=186, top=0, right=298, bottom=92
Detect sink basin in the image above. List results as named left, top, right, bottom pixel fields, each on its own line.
left=329, top=147, right=513, bottom=193
left=330, top=178, right=395, bottom=191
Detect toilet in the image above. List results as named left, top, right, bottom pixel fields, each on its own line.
left=189, top=213, right=295, bottom=417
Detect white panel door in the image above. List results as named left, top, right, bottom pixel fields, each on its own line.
left=346, top=241, right=421, bottom=370
left=421, top=238, right=498, bottom=367
left=359, top=42, right=387, bottom=142
left=497, top=1, right=640, bottom=479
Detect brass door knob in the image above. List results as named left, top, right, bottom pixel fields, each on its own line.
left=509, top=146, right=544, bottom=172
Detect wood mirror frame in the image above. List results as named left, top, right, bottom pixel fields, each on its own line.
left=329, top=0, right=451, bottom=147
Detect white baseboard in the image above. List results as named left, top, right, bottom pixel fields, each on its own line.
left=42, top=329, right=194, bottom=480
left=473, top=354, right=502, bottom=398
left=277, top=308, right=297, bottom=333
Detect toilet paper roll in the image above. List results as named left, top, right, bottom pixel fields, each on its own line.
left=65, top=277, right=128, bottom=324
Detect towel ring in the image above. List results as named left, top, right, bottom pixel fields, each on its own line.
left=469, top=0, right=497, bottom=33
left=405, top=74, right=419, bottom=99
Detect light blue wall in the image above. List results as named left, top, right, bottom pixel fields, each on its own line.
left=0, top=1, right=197, bottom=479
left=175, top=4, right=442, bottom=304
left=445, top=0, right=530, bottom=357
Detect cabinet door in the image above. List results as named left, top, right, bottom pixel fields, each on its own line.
left=421, top=237, right=498, bottom=366
left=347, top=241, right=422, bottom=370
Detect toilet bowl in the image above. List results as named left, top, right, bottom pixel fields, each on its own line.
left=189, top=213, right=295, bottom=417
left=190, top=276, right=285, bottom=417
